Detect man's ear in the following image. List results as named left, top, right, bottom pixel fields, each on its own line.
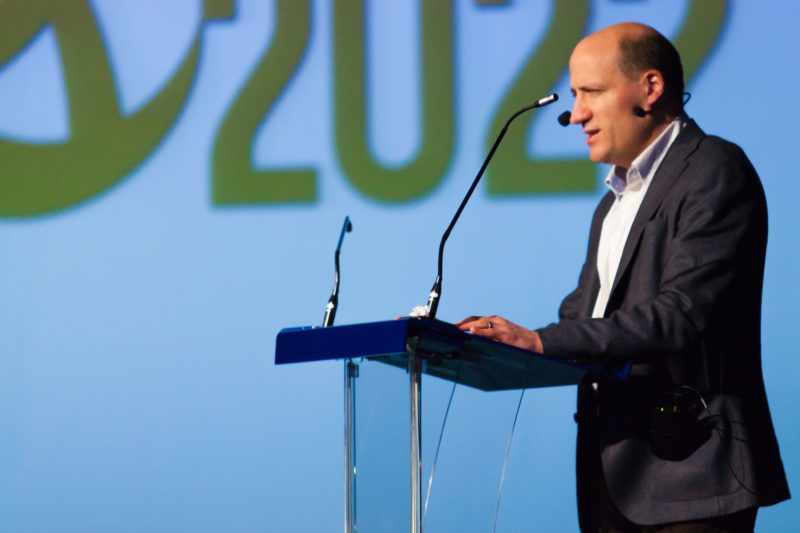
left=642, top=69, right=665, bottom=107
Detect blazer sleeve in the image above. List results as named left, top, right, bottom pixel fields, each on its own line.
left=538, top=141, right=767, bottom=361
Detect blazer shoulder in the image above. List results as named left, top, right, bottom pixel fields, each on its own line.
left=673, top=121, right=750, bottom=167
left=690, top=133, right=751, bottom=166
left=679, top=130, right=763, bottom=196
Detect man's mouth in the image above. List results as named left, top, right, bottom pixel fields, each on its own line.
left=584, top=129, right=599, bottom=144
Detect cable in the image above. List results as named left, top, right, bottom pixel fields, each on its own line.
left=492, top=357, right=534, bottom=533
left=669, top=386, right=757, bottom=495
left=422, top=363, right=462, bottom=528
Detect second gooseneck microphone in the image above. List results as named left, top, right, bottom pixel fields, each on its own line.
left=425, top=93, right=559, bottom=320
left=322, top=216, right=353, bottom=327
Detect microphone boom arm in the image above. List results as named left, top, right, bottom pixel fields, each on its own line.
left=425, top=93, right=558, bottom=319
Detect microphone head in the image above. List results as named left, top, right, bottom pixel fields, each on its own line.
left=345, top=217, right=353, bottom=232
left=535, top=93, right=558, bottom=107
left=633, top=106, right=647, bottom=117
left=557, top=111, right=571, bottom=127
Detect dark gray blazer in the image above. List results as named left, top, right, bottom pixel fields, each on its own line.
left=538, top=121, right=790, bottom=526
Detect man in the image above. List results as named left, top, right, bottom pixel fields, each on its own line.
left=456, top=23, right=790, bottom=531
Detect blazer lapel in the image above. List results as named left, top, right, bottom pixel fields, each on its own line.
left=608, top=120, right=705, bottom=301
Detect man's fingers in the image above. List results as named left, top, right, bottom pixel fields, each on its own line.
left=469, top=324, right=501, bottom=340
left=455, top=315, right=482, bottom=328
left=457, top=315, right=505, bottom=334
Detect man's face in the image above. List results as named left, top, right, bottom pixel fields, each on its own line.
left=568, top=35, right=650, bottom=169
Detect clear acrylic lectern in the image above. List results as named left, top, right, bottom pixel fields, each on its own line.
left=275, top=317, right=627, bottom=532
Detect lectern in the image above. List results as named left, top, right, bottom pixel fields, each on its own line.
left=275, top=317, right=628, bottom=532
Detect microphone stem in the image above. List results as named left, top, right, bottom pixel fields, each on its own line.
left=323, top=216, right=352, bottom=327
left=323, top=251, right=340, bottom=327
left=427, top=99, right=551, bottom=320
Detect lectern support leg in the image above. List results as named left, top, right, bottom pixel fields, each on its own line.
left=344, top=360, right=358, bottom=533
left=343, top=353, right=423, bottom=532
left=409, top=354, right=422, bottom=533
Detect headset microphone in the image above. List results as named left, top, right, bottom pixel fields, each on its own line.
left=558, top=107, right=648, bottom=125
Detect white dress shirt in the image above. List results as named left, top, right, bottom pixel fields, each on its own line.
left=591, top=117, right=687, bottom=318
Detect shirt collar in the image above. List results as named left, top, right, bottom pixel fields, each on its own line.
left=604, top=114, right=688, bottom=200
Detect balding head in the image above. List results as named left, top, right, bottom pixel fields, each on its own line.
left=579, top=23, right=685, bottom=114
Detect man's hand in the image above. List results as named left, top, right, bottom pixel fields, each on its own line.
left=454, top=315, right=544, bottom=353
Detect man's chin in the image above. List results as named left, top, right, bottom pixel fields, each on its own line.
left=588, top=150, right=609, bottom=164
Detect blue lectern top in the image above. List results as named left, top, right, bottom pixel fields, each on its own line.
left=275, top=317, right=628, bottom=391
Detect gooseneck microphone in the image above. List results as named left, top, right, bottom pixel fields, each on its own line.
left=425, top=93, right=559, bottom=320
left=322, top=216, right=353, bottom=327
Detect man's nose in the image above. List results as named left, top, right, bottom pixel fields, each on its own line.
left=570, top=100, right=589, bottom=124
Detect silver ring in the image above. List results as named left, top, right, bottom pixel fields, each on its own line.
left=487, top=320, right=493, bottom=329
